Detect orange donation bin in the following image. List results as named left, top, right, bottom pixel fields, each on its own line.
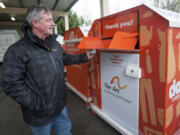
left=63, top=26, right=92, bottom=104
left=78, top=4, right=180, bottom=135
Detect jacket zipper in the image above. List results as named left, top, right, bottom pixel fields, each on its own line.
left=48, top=51, right=58, bottom=72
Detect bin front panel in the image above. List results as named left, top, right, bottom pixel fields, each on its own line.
left=100, top=52, right=139, bottom=135
left=166, top=28, right=180, bottom=135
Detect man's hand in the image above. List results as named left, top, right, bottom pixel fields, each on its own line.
left=86, top=50, right=95, bottom=60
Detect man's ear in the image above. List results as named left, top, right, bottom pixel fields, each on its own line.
left=32, top=20, right=38, bottom=28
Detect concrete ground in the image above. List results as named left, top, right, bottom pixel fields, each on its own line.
left=0, top=67, right=121, bottom=135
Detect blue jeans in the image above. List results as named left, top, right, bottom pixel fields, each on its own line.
left=30, top=107, right=72, bottom=135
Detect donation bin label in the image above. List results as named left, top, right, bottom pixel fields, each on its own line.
left=102, top=11, right=138, bottom=38
left=100, top=52, right=139, bottom=135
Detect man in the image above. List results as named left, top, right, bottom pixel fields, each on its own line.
left=1, top=5, right=93, bottom=135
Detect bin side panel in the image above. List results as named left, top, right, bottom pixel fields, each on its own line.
left=166, top=28, right=180, bottom=135
left=64, top=28, right=90, bottom=99
left=139, top=6, right=169, bottom=135
left=90, top=52, right=102, bottom=108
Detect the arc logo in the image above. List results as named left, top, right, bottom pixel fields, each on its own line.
left=110, top=76, right=131, bottom=90
left=169, top=79, right=180, bottom=99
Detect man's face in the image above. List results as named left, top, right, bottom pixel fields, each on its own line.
left=35, top=11, right=55, bottom=37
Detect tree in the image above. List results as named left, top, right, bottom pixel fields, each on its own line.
left=152, top=0, right=180, bottom=12
left=57, top=10, right=85, bottom=36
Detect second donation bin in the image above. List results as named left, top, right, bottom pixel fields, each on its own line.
left=78, top=4, right=180, bottom=135
left=63, top=26, right=92, bottom=105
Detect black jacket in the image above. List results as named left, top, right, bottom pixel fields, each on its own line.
left=1, top=23, right=88, bottom=126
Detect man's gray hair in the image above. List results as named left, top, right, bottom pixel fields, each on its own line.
left=25, top=5, right=51, bottom=26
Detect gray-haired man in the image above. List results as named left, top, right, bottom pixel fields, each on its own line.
left=1, top=5, right=93, bottom=135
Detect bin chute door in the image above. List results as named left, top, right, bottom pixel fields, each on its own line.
left=108, top=32, right=138, bottom=50
left=78, top=37, right=110, bottom=49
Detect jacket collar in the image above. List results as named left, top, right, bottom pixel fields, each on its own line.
left=21, top=22, right=57, bottom=49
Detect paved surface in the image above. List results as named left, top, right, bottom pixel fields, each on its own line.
left=0, top=66, right=121, bottom=135
left=67, top=90, right=121, bottom=135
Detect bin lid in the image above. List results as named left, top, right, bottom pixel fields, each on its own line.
left=78, top=32, right=138, bottom=50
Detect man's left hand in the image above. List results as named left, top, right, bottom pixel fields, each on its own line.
left=86, top=50, right=95, bottom=60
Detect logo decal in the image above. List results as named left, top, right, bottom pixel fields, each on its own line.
left=110, top=75, right=132, bottom=90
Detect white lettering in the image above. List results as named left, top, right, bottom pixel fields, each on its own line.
left=105, top=19, right=134, bottom=30
left=169, top=79, right=180, bottom=99
left=120, top=19, right=133, bottom=28
left=176, top=81, right=180, bottom=94
left=105, top=23, right=119, bottom=30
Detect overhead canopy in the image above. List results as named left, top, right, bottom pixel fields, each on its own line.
left=0, top=0, right=78, bottom=27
